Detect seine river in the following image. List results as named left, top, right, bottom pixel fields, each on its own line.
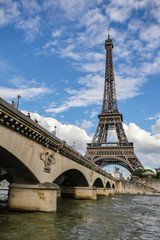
left=0, top=190, right=160, bottom=240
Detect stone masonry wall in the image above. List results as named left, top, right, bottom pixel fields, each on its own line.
left=116, top=180, right=156, bottom=194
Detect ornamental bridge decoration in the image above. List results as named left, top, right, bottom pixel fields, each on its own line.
left=0, top=97, right=116, bottom=212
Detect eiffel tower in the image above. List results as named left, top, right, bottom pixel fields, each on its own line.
left=85, top=32, right=144, bottom=173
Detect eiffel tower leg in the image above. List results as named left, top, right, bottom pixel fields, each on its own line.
left=93, top=124, right=107, bottom=144
left=115, top=123, right=128, bottom=143
left=104, top=124, right=108, bottom=143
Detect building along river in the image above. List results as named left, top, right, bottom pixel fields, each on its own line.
left=0, top=189, right=160, bottom=240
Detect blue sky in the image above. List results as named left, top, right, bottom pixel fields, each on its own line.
left=1, top=0, right=160, bottom=175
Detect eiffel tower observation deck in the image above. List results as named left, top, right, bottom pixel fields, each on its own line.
left=85, top=32, right=144, bottom=173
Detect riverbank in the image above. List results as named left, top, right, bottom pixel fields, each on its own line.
left=116, top=192, right=160, bottom=196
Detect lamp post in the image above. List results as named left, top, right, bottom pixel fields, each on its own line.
left=17, top=95, right=21, bottom=109
left=73, top=141, right=75, bottom=150
left=54, top=126, right=57, bottom=136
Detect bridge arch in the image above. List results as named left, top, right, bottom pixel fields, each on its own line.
left=94, top=156, right=133, bottom=173
left=112, top=183, right=115, bottom=189
left=0, top=171, right=14, bottom=183
left=53, top=169, right=89, bottom=187
left=0, top=146, right=39, bottom=184
left=106, top=181, right=111, bottom=188
left=93, top=177, right=104, bottom=188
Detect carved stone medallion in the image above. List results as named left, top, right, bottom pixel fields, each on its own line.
left=40, top=152, right=56, bottom=173
left=89, top=171, right=93, bottom=181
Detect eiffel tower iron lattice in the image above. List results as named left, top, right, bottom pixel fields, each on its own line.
left=85, top=33, right=144, bottom=173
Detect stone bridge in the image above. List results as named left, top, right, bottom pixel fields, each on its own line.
left=0, top=98, right=116, bottom=212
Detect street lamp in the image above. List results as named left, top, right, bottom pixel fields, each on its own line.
left=54, top=126, right=57, bottom=136
left=17, top=95, right=21, bottom=109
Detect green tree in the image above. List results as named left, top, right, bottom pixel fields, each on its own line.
left=155, top=168, right=160, bottom=179
left=132, top=169, right=144, bottom=179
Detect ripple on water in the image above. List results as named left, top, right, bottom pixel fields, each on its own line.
left=0, top=194, right=160, bottom=240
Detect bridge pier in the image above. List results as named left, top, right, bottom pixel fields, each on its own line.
left=96, top=187, right=109, bottom=196
left=8, top=183, right=59, bottom=212
left=115, top=180, right=123, bottom=193
left=61, top=186, right=97, bottom=199
left=57, top=188, right=62, bottom=198
left=74, top=186, right=97, bottom=200
left=107, top=189, right=115, bottom=195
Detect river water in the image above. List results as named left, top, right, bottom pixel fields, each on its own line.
left=0, top=190, right=160, bottom=240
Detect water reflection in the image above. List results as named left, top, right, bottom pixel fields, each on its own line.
left=0, top=193, right=160, bottom=240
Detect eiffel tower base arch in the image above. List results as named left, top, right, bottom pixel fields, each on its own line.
left=85, top=144, right=143, bottom=173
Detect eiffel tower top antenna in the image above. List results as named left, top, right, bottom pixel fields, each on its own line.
left=108, top=28, right=110, bottom=39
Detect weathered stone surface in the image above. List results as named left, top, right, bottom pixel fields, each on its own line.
left=74, top=186, right=97, bottom=200
left=8, top=183, right=59, bottom=212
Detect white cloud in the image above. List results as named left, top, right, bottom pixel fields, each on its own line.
left=78, top=74, right=103, bottom=88
left=77, top=23, right=107, bottom=48
left=60, top=44, right=81, bottom=60
left=9, top=75, right=37, bottom=88
left=0, top=58, right=10, bottom=71
left=0, top=86, right=52, bottom=100
left=46, top=74, right=104, bottom=114
left=59, top=0, right=86, bottom=20
left=137, top=152, right=160, bottom=168
left=122, top=122, right=160, bottom=168
left=79, top=8, right=105, bottom=28
left=150, top=1, right=160, bottom=23
left=90, top=110, right=98, bottom=119
left=43, top=40, right=57, bottom=49
left=35, top=40, right=57, bottom=56
left=124, top=123, right=160, bottom=155
left=139, top=24, right=160, bottom=43
left=106, top=0, right=149, bottom=23
left=106, top=5, right=131, bottom=23
left=52, top=30, right=62, bottom=38
left=21, top=0, right=41, bottom=15
left=128, top=18, right=143, bottom=33
left=141, top=52, right=160, bottom=75
left=47, top=106, right=68, bottom=114
left=16, top=15, right=41, bottom=42
left=0, top=0, right=42, bottom=42
left=45, top=67, right=146, bottom=114
left=22, top=111, right=92, bottom=154
left=0, top=0, right=19, bottom=27
left=0, top=75, right=52, bottom=101
left=43, top=0, right=103, bottom=20
left=80, top=61, right=104, bottom=73
left=79, top=119, right=94, bottom=131
left=151, top=118, right=160, bottom=133
left=86, top=52, right=104, bottom=61
left=146, top=113, right=160, bottom=121
left=116, top=75, right=144, bottom=100
left=34, top=30, right=61, bottom=56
